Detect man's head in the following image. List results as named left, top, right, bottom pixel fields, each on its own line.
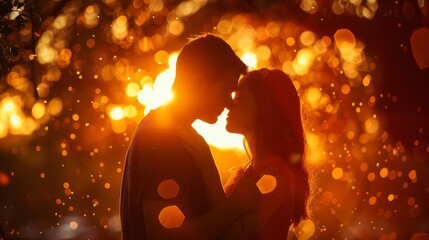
left=172, top=33, right=247, bottom=124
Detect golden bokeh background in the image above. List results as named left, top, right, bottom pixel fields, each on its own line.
left=0, top=0, right=428, bottom=239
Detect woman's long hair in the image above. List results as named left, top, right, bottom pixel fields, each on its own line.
left=240, top=68, right=310, bottom=226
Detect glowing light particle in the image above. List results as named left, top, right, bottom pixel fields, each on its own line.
left=125, top=82, right=140, bottom=97
left=158, top=205, right=185, bottom=228
left=241, top=52, right=257, bottom=69
left=369, top=196, right=377, bottom=205
left=367, top=172, right=376, bottom=182
left=32, top=102, right=46, bottom=119
left=69, top=221, right=78, bottom=230
left=341, top=84, right=351, bottom=95
left=293, top=48, right=315, bottom=75
left=158, top=179, right=180, bottom=199
left=365, top=118, right=379, bottom=135
left=379, top=168, right=388, bottom=178
left=217, top=19, right=232, bottom=35
left=332, top=168, right=343, bottom=180
left=294, top=219, right=315, bottom=240
left=109, top=107, right=124, bottom=120
left=255, top=45, right=271, bottom=62
left=0, top=171, right=10, bottom=186
left=154, top=50, right=169, bottom=65
left=334, top=29, right=356, bottom=54
left=150, top=0, right=164, bottom=12
left=168, top=20, right=185, bottom=36
left=408, top=170, right=417, bottom=180
left=112, top=16, right=128, bottom=40
left=256, top=175, right=277, bottom=194
left=306, top=87, right=321, bottom=107
left=300, top=31, right=316, bottom=46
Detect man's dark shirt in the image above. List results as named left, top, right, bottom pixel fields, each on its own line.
left=120, top=109, right=213, bottom=239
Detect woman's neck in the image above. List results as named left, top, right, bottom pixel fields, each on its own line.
left=244, top=131, right=263, bottom=163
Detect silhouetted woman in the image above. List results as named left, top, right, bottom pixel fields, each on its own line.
left=223, top=68, right=311, bottom=239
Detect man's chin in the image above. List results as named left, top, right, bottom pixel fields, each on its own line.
left=198, top=116, right=218, bottom=124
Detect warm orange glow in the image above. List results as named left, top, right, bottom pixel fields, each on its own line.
left=293, top=48, right=315, bottom=75
left=306, top=132, right=326, bottom=165
left=0, top=171, right=10, bottom=186
left=300, top=31, right=316, bottom=46
left=84, top=4, right=100, bottom=28
left=109, top=106, right=124, bottom=120
left=408, top=170, right=417, bottom=180
left=217, top=19, right=232, bottom=35
left=149, top=0, right=164, bottom=12
left=192, top=110, right=245, bottom=150
left=112, top=16, right=128, bottom=40
left=31, top=102, right=46, bottom=119
left=379, top=168, right=388, bottom=178
left=123, top=105, right=137, bottom=118
left=111, top=119, right=127, bottom=134
left=256, top=174, right=277, bottom=194
left=157, top=179, right=180, bottom=199
left=241, top=52, right=257, bottom=69
left=369, top=196, right=377, bottom=205
left=69, top=221, right=78, bottom=230
left=364, top=118, right=379, bottom=135
left=47, top=98, right=63, bottom=116
left=155, top=50, right=169, bottom=64
left=332, top=167, right=343, bottom=180
left=294, top=219, right=315, bottom=240
left=334, top=29, right=356, bottom=54
left=255, top=45, right=271, bottom=62
left=125, top=82, right=140, bottom=97
left=158, top=205, right=185, bottom=228
left=151, top=69, right=174, bottom=111
left=306, top=87, right=322, bottom=107
left=168, top=20, right=185, bottom=36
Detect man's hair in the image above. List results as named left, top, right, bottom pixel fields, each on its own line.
left=173, top=33, right=247, bottom=92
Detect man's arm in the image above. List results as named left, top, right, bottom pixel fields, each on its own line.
left=143, top=190, right=255, bottom=240
left=133, top=131, right=260, bottom=240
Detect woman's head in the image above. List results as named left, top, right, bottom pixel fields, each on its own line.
left=227, top=68, right=305, bottom=157
left=226, top=68, right=310, bottom=226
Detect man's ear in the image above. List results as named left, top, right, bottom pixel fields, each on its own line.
left=193, top=77, right=211, bottom=97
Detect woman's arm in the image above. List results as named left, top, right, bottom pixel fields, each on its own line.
left=221, top=166, right=290, bottom=240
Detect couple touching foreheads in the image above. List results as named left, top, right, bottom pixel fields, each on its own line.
left=120, top=33, right=311, bottom=240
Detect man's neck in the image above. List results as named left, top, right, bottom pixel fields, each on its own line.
left=162, top=100, right=196, bottom=127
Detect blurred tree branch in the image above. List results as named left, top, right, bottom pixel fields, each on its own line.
left=0, top=0, right=40, bottom=76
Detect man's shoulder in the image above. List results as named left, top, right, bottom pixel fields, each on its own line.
left=129, top=118, right=192, bottom=163
left=133, top=113, right=182, bottom=144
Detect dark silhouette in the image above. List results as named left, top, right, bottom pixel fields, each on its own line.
left=120, top=33, right=259, bottom=240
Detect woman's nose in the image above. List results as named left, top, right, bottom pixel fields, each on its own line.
left=225, top=96, right=234, bottom=110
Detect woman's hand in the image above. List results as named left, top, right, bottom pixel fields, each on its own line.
left=229, top=167, right=261, bottom=213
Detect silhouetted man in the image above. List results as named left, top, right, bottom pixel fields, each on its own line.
left=120, top=33, right=258, bottom=240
